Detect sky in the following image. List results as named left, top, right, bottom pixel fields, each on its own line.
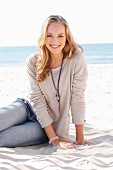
left=0, top=0, right=113, bottom=46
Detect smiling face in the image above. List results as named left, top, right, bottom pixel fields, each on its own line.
left=45, top=22, right=66, bottom=56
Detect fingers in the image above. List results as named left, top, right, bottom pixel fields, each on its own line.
left=51, top=139, right=76, bottom=149
left=74, top=139, right=93, bottom=145
left=59, top=141, right=76, bottom=149
left=84, top=140, right=93, bottom=145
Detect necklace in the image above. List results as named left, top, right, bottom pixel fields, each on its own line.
left=50, top=58, right=64, bottom=118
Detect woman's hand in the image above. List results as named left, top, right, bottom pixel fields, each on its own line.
left=51, top=139, right=76, bottom=149
left=74, top=139, right=93, bottom=145
left=75, top=125, right=93, bottom=145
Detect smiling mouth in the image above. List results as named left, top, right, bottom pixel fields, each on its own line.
left=50, top=45, right=60, bottom=48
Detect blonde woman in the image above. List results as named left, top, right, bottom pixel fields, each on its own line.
left=0, top=15, right=92, bottom=148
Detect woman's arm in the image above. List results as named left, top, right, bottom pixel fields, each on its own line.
left=25, top=55, right=53, bottom=128
left=75, top=124, right=92, bottom=145
left=71, top=51, right=88, bottom=125
left=75, top=124, right=84, bottom=141
left=71, top=51, right=92, bottom=145
left=44, top=124, right=57, bottom=139
left=44, top=124, right=76, bottom=148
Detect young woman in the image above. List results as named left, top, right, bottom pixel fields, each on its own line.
left=0, top=15, right=92, bottom=148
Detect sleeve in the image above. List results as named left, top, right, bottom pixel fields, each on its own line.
left=71, top=51, right=88, bottom=125
left=25, top=55, right=53, bottom=128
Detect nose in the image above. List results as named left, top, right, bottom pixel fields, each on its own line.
left=51, top=37, right=58, bottom=43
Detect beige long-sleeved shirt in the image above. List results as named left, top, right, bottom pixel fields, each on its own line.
left=25, top=49, right=88, bottom=139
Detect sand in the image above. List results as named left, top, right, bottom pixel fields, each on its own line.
left=0, top=64, right=113, bottom=170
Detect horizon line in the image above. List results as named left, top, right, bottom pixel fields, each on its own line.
left=0, top=42, right=113, bottom=48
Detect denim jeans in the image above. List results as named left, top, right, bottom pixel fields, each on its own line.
left=0, top=98, right=48, bottom=147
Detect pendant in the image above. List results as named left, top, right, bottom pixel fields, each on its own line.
left=55, top=91, right=60, bottom=102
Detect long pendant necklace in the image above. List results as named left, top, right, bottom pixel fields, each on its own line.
left=50, top=58, right=64, bottom=118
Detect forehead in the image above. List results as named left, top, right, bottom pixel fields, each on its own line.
left=47, top=22, right=65, bottom=34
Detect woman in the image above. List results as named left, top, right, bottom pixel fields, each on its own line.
left=0, top=15, right=91, bottom=148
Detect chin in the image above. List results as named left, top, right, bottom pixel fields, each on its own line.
left=49, top=48, right=63, bottom=54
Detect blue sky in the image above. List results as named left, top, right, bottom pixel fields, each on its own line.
left=0, top=0, right=113, bottom=46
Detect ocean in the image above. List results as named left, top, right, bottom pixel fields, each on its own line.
left=0, top=43, right=113, bottom=67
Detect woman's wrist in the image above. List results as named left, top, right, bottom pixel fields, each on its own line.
left=75, top=124, right=84, bottom=140
left=49, top=136, right=59, bottom=144
left=44, top=124, right=57, bottom=140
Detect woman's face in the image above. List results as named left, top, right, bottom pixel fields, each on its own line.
left=45, top=22, right=66, bottom=55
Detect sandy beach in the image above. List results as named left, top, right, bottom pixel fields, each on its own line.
left=0, top=64, right=113, bottom=170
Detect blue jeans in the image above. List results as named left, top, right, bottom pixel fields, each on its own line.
left=0, top=98, right=48, bottom=147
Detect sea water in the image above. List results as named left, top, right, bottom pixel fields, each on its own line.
left=0, top=43, right=113, bottom=67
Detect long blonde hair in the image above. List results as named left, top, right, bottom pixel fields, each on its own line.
left=36, top=15, right=81, bottom=82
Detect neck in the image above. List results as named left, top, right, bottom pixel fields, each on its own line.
left=50, top=53, right=63, bottom=69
